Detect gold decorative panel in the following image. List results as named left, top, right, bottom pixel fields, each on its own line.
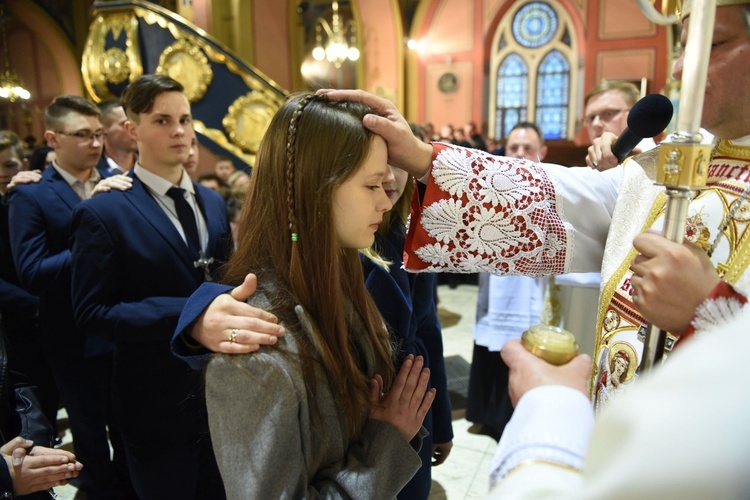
left=155, top=38, right=213, bottom=102
left=82, top=11, right=142, bottom=101
left=82, top=1, right=288, bottom=165
left=223, top=92, right=278, bottom=153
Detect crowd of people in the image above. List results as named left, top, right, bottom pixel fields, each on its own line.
left=0, top=1, right=748, bottom=498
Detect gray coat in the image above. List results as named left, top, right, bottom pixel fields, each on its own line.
left=206, top=290, right=423, bottom=499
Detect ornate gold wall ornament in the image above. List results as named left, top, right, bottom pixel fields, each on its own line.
left=82, top=11, right=142, bottom=102
left=155, top=39, right=213, bottom=102
left=193, top=120, right=255, bottom=167
left=135, top=6, right=285, bottom=98
left=223, top=92, right=277, bottom=153
left=84, top=1, right=287, bottom=168
left=135, top=6, right=184, bottom=39
left=101, top=48, right=130, bottom=85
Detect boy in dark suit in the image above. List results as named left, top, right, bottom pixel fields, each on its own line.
left=70, top=75, right=229, bottom=499
left=0, top=130, right=60, bottom=444
left=8, top=96, right=132, bottom=499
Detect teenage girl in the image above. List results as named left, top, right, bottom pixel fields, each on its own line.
left=203, top=94, right=435, bottom=498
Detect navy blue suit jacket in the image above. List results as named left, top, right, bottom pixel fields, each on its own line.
left=70, top=172, right=231, bottom=345
left=0, top=196, right=37, bottom=314
left=8, top=166, right=111, bottom=357
left=95, top=153, right=125, bottom=177
left=71, top=170, right=230, bottom=495
left=172, top=282, right=231, bottom=368
left=71, top=171, right=230, bottom=441
left=95, top=154, right=110, bottom=178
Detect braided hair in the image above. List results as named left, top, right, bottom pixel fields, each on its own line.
left=223, top=92, right=394, bottom=437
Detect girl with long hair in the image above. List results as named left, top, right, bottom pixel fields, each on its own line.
left=205, top=93, right=434, bottom=498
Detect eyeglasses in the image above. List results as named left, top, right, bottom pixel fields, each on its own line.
left=54, top=130, right=105, bottom=143
left=584, top=109, right=629, bottom=125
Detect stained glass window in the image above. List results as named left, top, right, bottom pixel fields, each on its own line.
left=496, top=53, right=529, bottom=139
left=512, top=2, right=557, bottom=48
left=493, top=1, right=572, bottom=140
left=536, top=50, right=570, bottom=139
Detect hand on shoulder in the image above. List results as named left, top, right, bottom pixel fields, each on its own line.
left=7, top=170, right=42, bottom=190
left=191, top=273, right=285, bottom=354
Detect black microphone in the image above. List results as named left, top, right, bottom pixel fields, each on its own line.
left=612, top=94, right=673, bottom=162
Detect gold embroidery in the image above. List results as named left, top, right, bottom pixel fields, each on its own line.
left=685, top=212, right=712, bottom=250
left=592, top=192, right=665, bottom=396
left=592, top=141, right=750, bottom=398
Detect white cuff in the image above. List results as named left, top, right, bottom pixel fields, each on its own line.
left=489, top=385, right=594, bottom=488
left=417, top=168, right=431, bottom=185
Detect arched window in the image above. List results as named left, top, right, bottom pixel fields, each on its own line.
left=536, top=49, right=570, bottom=139
left=490, top=1, right=576, bottom=141
left=496, top=54, right=529, bottom=139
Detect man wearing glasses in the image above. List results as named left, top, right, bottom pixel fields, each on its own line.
left=583, top=79, right=657, bottom=151
left=8, top=95, right=133, bottom=498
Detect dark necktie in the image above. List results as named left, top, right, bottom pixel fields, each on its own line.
left=166, top=187, right=200, bottom=256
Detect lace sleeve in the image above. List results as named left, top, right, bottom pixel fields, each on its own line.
left=690, top=280, right=749, bottom=334
left=404, top=143, right=568, bottom=276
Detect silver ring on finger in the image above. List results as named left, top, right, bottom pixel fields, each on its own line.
left=229, top=328, right=239, bottom=343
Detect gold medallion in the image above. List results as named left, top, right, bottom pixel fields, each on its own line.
left=101, top=48, right=131, bottom=85
left=223, top=92, right=277, bottom=153
left=156, top=38, right=213, bottom=102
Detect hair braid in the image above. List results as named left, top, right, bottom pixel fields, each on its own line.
left=285, top=94, right=320, bottom=242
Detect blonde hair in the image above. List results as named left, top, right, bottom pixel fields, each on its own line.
left=584, top=80, right=640, bottom=108
left=0, top=130, right=24, bottom=160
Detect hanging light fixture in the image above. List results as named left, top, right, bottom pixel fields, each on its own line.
left=312, top=1, right=359, bottom=68
left=0, top=3, right=30, bottom=102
